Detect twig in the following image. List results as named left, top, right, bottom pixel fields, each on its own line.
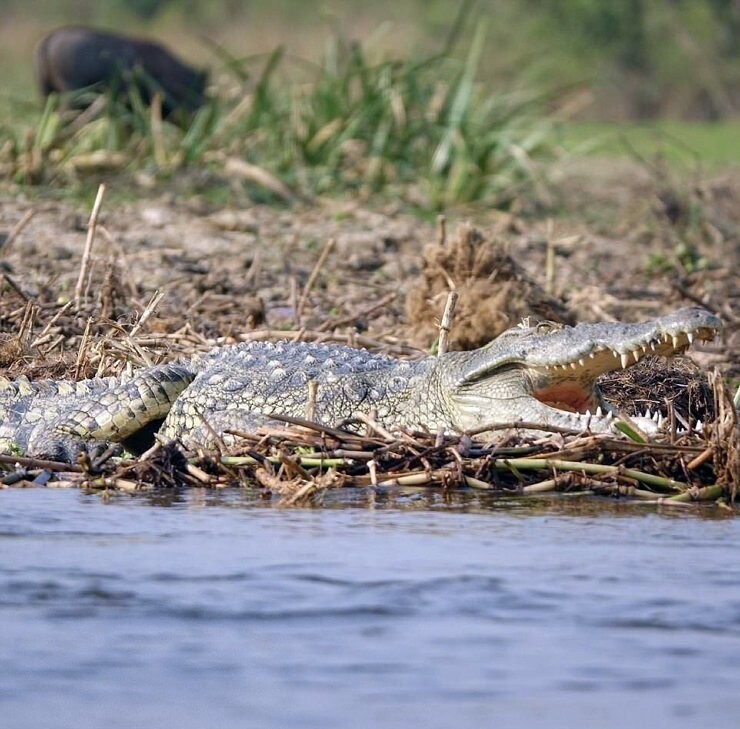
left=30, top=301, right=72, bottom=348
left=2, top=209, right=35, bottom=253
left=316, top=292, right=397, bottom=332
left=73, top=317, right=93, bottom=380
left=1, top=272, right=30, bottom=302
left=666, top=485, right=724, bottom=503
left=0, top=454, right=83, bottom=472
left=367, top=459, right=378, bottom=487
left=74, top=183, right=106, bottom=308
left=463, top=474, right=494, bottom=490
left=545, top=218, right=556, bottom=295
left=687, top=446, right=714, bottom=471
left=281, top=470, right=342, bottom=506
left=129, top=289, right=167, bottom=338
left=305, top=380, right=318, bottom=422
left=436, top=214, right=447, bottom=245
left=347, top=412, right=396, bottom=441
left=435, top=291, right=459, bottom=446
left=296, top=237, right=335, bottom=323
left=437, top=290, right=458, bottom=357
left=521, top=478, right=559, bottom=494
left=224, top=157, right=297, bottom=202
left=255, top=413, right=355, bottom=440
left=494, top=456, right=691, bottom=492
left=186, top=463, right=213, bottom=484
left=465, top=420, right=581, bottom=436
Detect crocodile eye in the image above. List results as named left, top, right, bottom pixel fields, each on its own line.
left=536, top=321, right=563, bottom=334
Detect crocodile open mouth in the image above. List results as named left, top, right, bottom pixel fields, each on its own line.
left=533, top=382, right=599, bottom=413
left=529, top=324, right=718, bottom=416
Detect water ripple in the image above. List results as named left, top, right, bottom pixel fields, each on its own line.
left=1, top=488, right=740, bottom=729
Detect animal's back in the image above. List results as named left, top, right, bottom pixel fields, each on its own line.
left=162, top=340, right=426, bottom=444
left=34, top=26, right=207, bottom=113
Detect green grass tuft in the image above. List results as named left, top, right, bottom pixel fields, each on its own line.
left=1, top=32, right=552, bottom=208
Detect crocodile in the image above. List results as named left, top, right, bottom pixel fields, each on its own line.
left=0, top=306, right=721, bottom=463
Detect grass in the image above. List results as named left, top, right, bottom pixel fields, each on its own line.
left=0, top=28, right=553, bottom=209
left=557, top=120, right=740, bottom=169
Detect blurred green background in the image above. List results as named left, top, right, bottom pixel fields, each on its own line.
left=5, top=0, right=740, bottom=119
left=1, top=0, right=739, bottom=199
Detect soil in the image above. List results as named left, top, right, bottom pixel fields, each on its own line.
left=0, top=157, right=737, bottom=410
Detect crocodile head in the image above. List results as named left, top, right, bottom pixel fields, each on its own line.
left=439, top=306, right=721, bottom=434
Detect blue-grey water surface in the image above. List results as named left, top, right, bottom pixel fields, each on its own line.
left=2, top=487, right=739, bottom=729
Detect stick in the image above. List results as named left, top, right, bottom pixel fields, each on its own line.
left=435, top=291, right=459, bottom=446
left=296, top=237, right=335, bottom=323
left=0, top=454, right=83, bottom=472
left=30, top=301, right=72, bottom=348
left=437, top=290, right=458, bottom=357
left=129, top=289, right=166, bottom=338
left=436, top=214, right=447, bottom=245
left=1, top=272, right=30, bottom=301
left=305, top=380, right=318, bottom=422
left=74, top=183, right=106, bottom=308
left=494, top=456, right=691, bottom=492
left=73, top=317, right=93, bottom=380
left=316, top=292, right=397, bottom=332
left=2, top=209, right=35, bottom=253
left=545, top=218, right=556, bottom=295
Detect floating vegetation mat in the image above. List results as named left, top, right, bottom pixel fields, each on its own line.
left=1, top=376, right=736, bottom=509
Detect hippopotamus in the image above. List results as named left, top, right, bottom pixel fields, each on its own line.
left=35, top=26, right=208, bottom=117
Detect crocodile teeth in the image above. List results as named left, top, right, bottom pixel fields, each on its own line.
left=605, top=410, right=613, bottom=420
left=687, top=332, right=694, bottom=344
left=612, top=350, right=620, bottom=359
left=632, top=350, right=640, bottom=363
left=620, top=353, right=629, bottom=369
left=589, top=352, right=595, bottom=359
left=595, top=406, right=603, bottom=417
left=695, top=419, right=704, bottom=432
left=644, top=407, right=652, bottom=420
left=578, top=358, right=585, bottom=367
left=570, top=362, right=578, bottom=370
left=649, top=341, right=656, bottom=351
left=652, top=411, right=660, bottom=422
left=672, top=335, right=679, bottom=349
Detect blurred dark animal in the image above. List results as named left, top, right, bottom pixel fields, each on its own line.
left=35, top=26, right=208, bottom=118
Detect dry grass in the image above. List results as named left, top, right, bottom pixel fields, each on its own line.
left=406, top=220, right=575, bottom=349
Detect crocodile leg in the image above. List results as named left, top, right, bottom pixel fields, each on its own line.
left=55, top=363, right=194, bottom=441
left=22, top=363, right=195, bottom=461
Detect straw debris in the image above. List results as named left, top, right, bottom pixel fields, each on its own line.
left=406, top=223, right=575, bottom=349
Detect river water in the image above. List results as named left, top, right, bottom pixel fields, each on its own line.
left=1, top=487, right=739, bottom=729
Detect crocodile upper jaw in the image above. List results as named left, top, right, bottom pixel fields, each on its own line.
left=523, top=323, right=718, bottom=416
left=450, top=310, right=720, bottom=432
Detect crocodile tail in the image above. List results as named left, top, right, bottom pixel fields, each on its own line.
left=56, top=363, right=195, bottom=442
